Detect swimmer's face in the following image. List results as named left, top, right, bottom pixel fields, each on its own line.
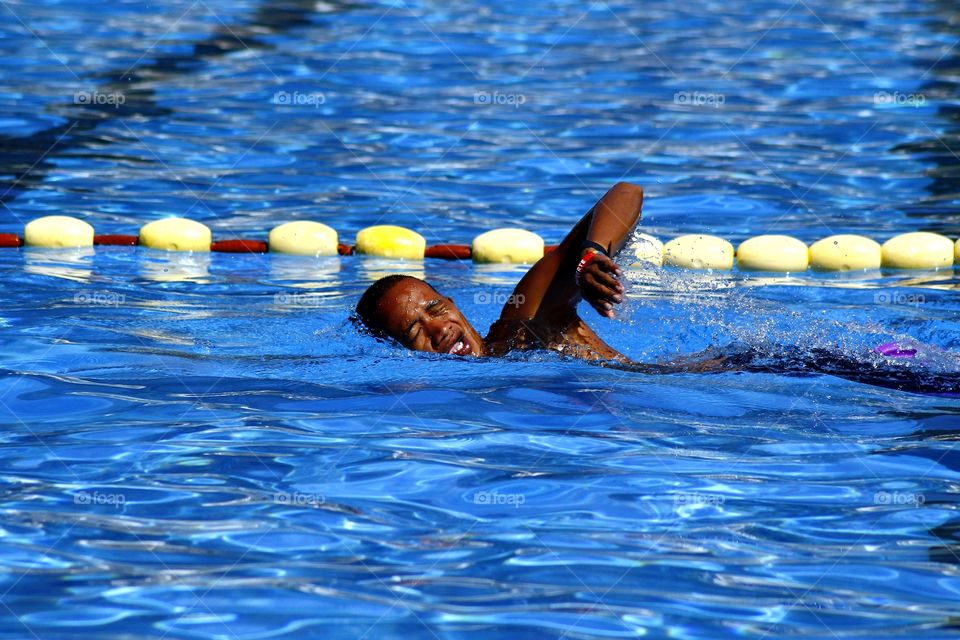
left=375, top=278, right=485, bottom=357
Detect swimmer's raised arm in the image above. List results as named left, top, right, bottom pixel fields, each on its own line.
left=497, top=181, right=643, bottom=323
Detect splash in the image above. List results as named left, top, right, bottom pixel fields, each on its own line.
left=614, top=233, right=959, bottom=381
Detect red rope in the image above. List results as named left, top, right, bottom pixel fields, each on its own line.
left=425, top=244, right=471, bottom=260
left=0, top=233, right=23, bottom=248
left=94, top=234, right=139, bottom=246
left=211, top=239, right=268, bottom=253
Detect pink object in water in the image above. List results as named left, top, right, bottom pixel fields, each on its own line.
left=874, top=341, right=918, bottom=358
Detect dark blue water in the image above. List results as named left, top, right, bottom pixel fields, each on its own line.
left=1, top=1, right=959, bottom=638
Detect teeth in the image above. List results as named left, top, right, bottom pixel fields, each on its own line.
left=448, top=340, right=463, bottom=354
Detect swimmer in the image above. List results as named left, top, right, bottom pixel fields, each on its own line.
left=354, top=181, right=959, bottom=394
left=355, top=182, right=726, bottom=373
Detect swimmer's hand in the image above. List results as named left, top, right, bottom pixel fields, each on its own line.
left=578, top=249, right=625, bottom=318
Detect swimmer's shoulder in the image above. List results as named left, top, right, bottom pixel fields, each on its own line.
left=483, top=316, right=536, bottom=356
left=484, top=313, right=626, bottom=362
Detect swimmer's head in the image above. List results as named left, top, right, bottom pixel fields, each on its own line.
left=355, top=275, right=485, bottom=357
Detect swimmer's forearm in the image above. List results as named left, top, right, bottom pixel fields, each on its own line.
left=497, top=182, right=643, bottom=322
left=583, top=182, right=643, bottom=257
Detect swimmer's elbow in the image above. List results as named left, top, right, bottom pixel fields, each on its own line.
left=612, top=181, right=643, bottom=197
left=611, top=182, right=644, bottom=214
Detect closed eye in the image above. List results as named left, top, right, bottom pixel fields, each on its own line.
left=404, top=298, right=444, bottom=346
left=406, top=324, right=421, bottom=345
left=425, top=298, right=444, bottom=316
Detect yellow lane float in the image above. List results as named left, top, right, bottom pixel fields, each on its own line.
left=736, top=235, right=809, bottom=272
left=268, top=221, right=338, bottom=256
left=881, top=232, right=954, bottom=269
left=630, top=233, right=664, bottom=266
left=24, top=216, right=94, bottom=248
left=809, top=234, right=881, bottom=271
left=355, top=225, right=426, bottom=259
left=472, top=228, right=544, bottom=264
left=139, top=218, right=212, bottom=252
left=664, top=234, right=734, bottom=270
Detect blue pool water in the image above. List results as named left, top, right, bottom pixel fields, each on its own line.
left=1, top=0, right=960, bottom=638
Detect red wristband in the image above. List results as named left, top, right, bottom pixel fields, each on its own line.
left=574, top=249, right=600, bottom=286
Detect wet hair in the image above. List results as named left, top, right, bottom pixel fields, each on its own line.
left=354, top=274, right=427, bottom=338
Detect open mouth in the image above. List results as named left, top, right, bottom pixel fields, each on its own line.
left=446, top=332, right=472, bottom=356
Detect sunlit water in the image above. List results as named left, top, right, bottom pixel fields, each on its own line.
left=1, top=0, right=959, bottom=638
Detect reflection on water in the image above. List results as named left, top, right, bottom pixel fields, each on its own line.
left=139, top=251, right=212, bottom=283
left=269, top=255, right=341, bottom=285
left=23, top=247, right=94, bottom=282
left=469, top=262, right=537, bottom=287
left=0, top=0, right=358, bottom=206
left=896, top=0, right=960, bottom=212
left=357, top=257, right=426, bottom=282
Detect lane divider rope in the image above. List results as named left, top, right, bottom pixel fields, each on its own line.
left=10, top=215, right=960, bottom=272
